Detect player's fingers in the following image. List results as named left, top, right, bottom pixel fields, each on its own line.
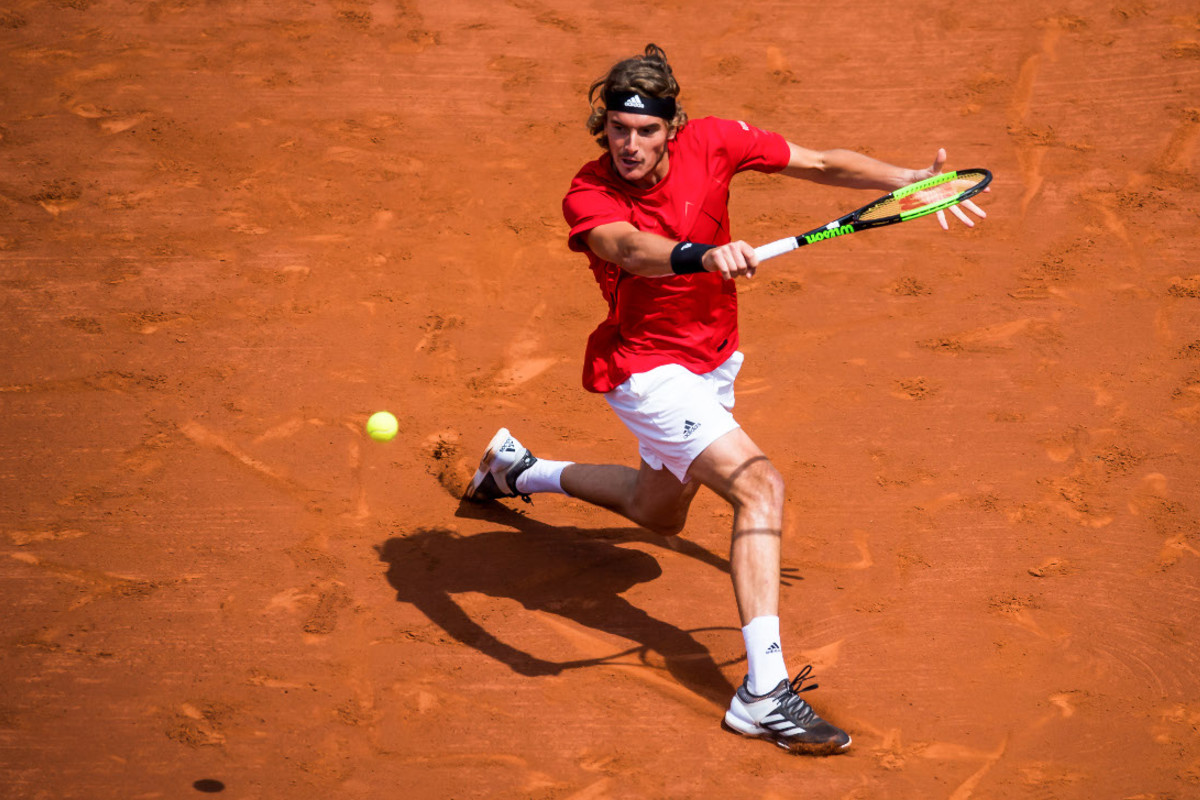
left=931, top=147, right=947, bottom=173
left=718, top=244, right=754, bottom=279
left=711, top=250, right=735, bottom=280
left=735, top=241, right=758, bottom=277
left=962, top=199, right=987, bottom=218
left=949, top=204, right=974, bottom=227
left=702, top=248, right=726, bottom=279
left=936, top=208, right=949, bottom=231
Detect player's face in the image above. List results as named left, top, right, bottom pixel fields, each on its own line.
left=604, top=111, right=674, bottom=189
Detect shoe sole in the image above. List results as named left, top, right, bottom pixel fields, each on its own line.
left=721, top=715, right=852, bottom=756
left=463, top=428, right=512, bottom=500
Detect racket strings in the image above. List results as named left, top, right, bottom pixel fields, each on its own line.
left=859, top=171, right=987, bottom=222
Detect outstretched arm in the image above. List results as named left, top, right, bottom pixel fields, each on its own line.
left=782, top=144, right=987, bottom=229
left=781, top=142, right=924, bottom=190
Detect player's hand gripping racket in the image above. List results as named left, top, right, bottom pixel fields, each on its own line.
left=753, top=168, right=992, bottom=262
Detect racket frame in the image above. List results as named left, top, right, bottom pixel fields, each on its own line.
left=753, top=168, right=992, bottom=263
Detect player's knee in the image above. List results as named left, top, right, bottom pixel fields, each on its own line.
left=730, top=458, right=785, bottom=512
left=632, top=501, right=689, bottom=537
left=646, top=515, right=687, bottom=537
left=634, top=505, right=688, bottom=536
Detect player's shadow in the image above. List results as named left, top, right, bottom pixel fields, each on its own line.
left=376, top=501, right=741, bottom=707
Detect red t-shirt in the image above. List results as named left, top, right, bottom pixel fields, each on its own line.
left=563, top=117, right=790, bottom=393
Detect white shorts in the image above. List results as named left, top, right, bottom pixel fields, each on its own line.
left=604, top=351, right=744, bottom=482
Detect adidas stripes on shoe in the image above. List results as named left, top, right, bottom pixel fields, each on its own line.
left=463, top=428, right=537, bottom=503
left=723, top=665, right=851, bottom=755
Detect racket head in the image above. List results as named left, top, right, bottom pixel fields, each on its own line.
left=857, top=169, right=992, bottom=224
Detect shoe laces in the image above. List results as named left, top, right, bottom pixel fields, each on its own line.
left=776, top=665, right=821, bottom=725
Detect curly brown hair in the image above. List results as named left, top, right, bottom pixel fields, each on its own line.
left=586, top=44, right=688, bottom=149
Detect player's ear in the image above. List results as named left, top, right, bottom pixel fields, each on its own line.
left=667, top=124, right=677, bottom=140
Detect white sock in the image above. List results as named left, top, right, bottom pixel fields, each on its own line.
left=514, top=459, right=573, bottom=495
left=743, top=615, right=789, bottom=696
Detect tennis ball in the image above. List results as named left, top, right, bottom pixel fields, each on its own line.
left=366, top=411, right=398, bottom=442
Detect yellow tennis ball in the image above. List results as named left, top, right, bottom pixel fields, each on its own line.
left=366, top=411, right=398, bottom=442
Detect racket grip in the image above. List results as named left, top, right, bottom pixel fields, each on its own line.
left=753, top=237, right=798, bottom=263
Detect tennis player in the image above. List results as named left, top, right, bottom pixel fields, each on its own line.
left=466, top=44, right=986, bottom=755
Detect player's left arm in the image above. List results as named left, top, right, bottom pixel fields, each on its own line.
left=781, top=143, right=988, bottom=229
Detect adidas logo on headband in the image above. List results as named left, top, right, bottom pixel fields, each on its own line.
left=604, top=90, right=676, bottom=121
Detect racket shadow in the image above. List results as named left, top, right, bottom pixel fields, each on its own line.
left=374, top=500, right=740, bottom=706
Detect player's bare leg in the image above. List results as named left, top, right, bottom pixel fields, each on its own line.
left=560, top=460, right=701, bottom=536
left=688, top=428, right=851, bottom=755
left=464, top=428, right=699, bottom=533
left=685, top=429, right=783, bottom=624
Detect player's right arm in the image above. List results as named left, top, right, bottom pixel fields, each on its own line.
left=584, top=221, right=759, bottom=280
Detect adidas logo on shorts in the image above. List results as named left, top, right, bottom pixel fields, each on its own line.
left=683, top=420, right=701, bottom=438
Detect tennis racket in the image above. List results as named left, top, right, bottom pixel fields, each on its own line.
left=753, top=168, right=992, bottom=262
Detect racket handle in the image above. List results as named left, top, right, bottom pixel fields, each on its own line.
left=753, top=237, right=798, bottom=263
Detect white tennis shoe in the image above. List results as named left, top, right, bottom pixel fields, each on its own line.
left=724, top=666, right=851, bottom=755
left=463, top=428, right=536, bottom=503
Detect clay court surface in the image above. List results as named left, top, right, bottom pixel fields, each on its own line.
left=2, top=0, right=1199, bottom=797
